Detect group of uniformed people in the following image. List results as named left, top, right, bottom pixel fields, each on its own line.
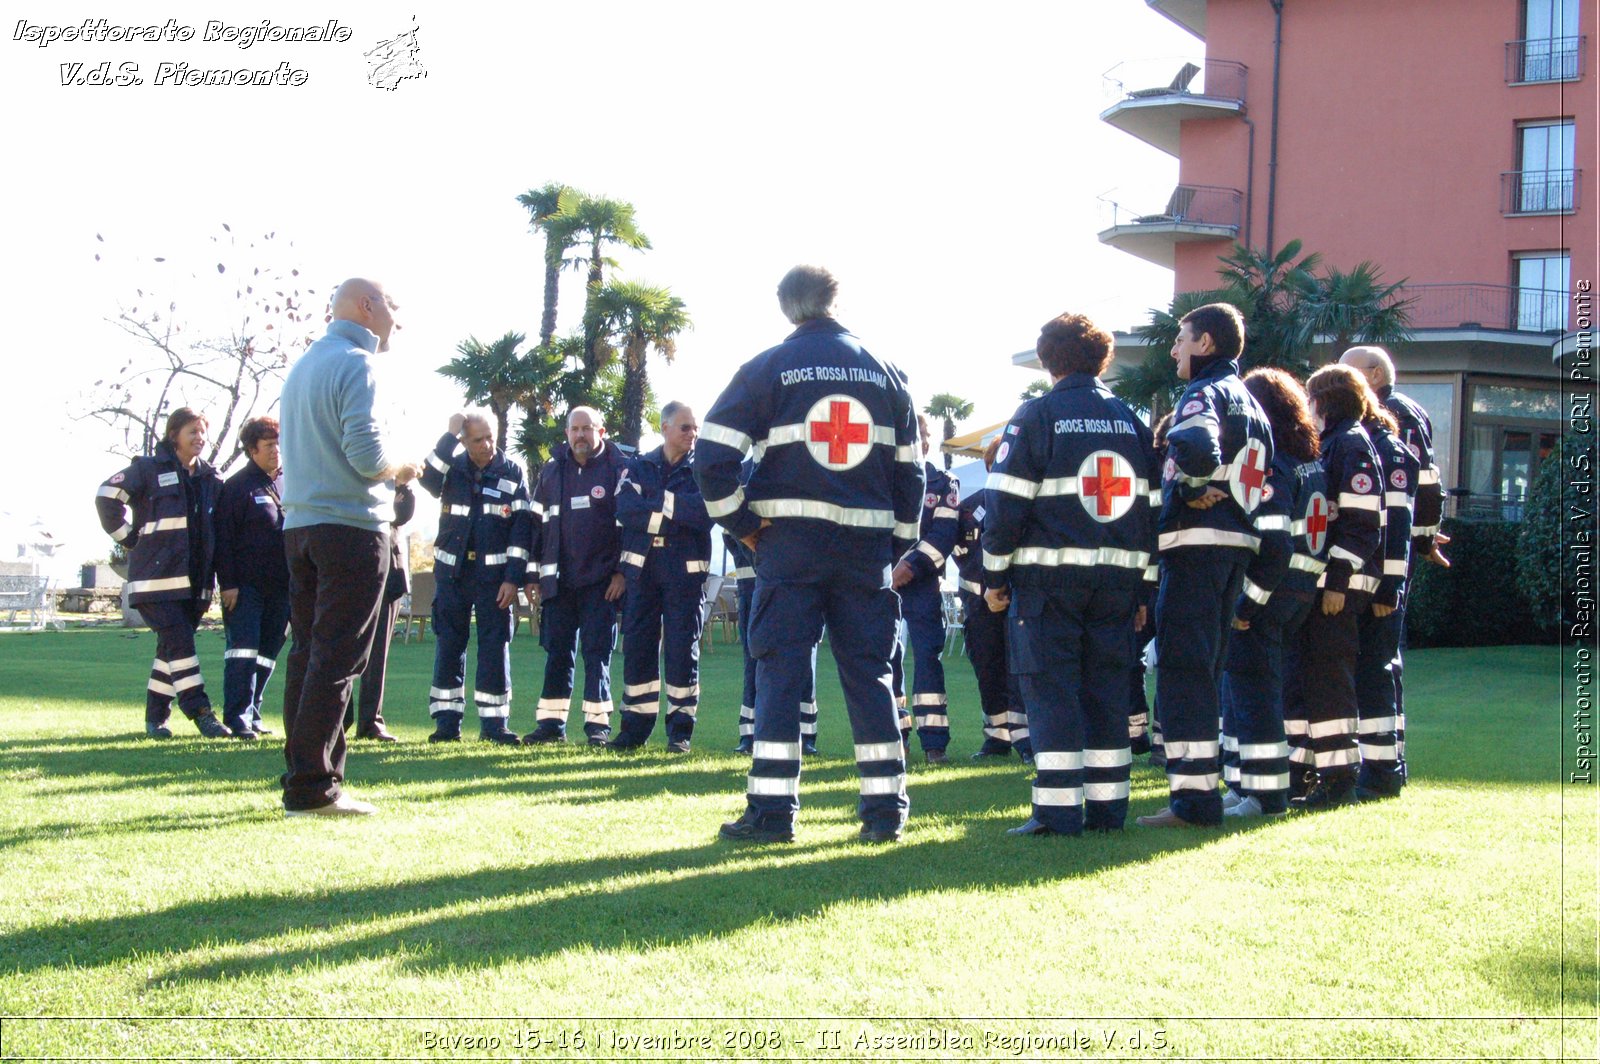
left=96, top=265, right=1443, bottom=842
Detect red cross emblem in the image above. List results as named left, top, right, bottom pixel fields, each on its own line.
left=1304, top=491, right=1329, bottom=555
left=804, top=395, right=874, bottom=470
left=1077, top=450, right=1136, bottom=523
left=1229, top=438, right=1270, bottom=512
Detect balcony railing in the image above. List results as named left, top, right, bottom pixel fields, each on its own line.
left=1501, top=169, right=1580, bottom=214
left=1445, top=491, right=1526, bottom=524
left=1101, top=57, right=1247, bottom=104
left=1403, top=283, right=1569, bottom=333
left=1506, top=36, right=1585, bottom=82
left=1100, top=184, right=1242, bottom=230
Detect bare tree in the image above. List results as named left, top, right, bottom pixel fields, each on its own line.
left=82, top=224, right=321, bottom=472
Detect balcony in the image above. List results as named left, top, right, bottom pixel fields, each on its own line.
left=1404, top=283, right=1569, bottom=333
left=1146, top=0, right=1206, bottom=39
left=1506, top=36, right=1585, bottom=83
left=1099, top=58, right=1248, bottom=156
left=1097, top=185, right=1242, bottom=269
left=1501, top=169, right=1580, bottom=214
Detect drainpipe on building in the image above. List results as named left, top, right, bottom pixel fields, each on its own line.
left=1241, top=114, right=1257, bottom=249
left=1265, top=0, right=1285, bottom=254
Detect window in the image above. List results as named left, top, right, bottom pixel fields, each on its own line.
left=1514, top=252, right=1570, bottom=330
left=1520, top=0, right=1581, bottom=81
left=1515, top=120, right=1576, bottom=212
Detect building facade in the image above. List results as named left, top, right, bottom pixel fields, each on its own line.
left=1087, top=0, right=1594, bottom=517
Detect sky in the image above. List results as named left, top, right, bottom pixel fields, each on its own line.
left=0, top=1, right=1198, bottom=577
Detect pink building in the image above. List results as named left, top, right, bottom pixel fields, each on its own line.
left=1094, top=0, right=1594, bottom=514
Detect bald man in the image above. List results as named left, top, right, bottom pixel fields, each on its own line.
left=279, top=278, right=421, bottom=817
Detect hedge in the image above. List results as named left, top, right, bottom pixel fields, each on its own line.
left=1406, top=518, right=1554, bottom=647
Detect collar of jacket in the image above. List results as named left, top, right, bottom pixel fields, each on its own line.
left=558, top=439, right=612, bottom=471
left=154, top=440, right=212, bottom=476
left=1050, top=372, right=1104, bottom=393
left=1320, top=416, right=1359, bottom=442
left=1191, top=355, right=1240, bottom=382
left=647, top=444, right=693, bottom=471
left=784, top=317, right=850, bottom=341
left=458, top=448, right=510, bottom=477
left=327, top=318, right=379, bottom=352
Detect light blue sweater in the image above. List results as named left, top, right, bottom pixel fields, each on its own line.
left=281, top=319, right=398, bottom=532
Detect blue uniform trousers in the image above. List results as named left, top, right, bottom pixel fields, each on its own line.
left=1129, top=622, right=1155, bottom=754
left=961, top=590, right=1029, bottom=755
left=137, top=600, right=211, bottom=726
left=1009, top=583, right=1137, bottom=834
left=1355, top=606, right=1405, bottom=795
left=535, top=581, right=617, bottom=740
left=1155, top=549, right=1248, bottom=825
left=222, top=584, right=290, bottom=732
left=1394, top=600, right=1410, bottom=778
left=898, top=578, right=949, bottom=752
left=429, top=565, right=514, bottom=724
left=617, top=569, right=707, bottom=745
left=1219, top=588, right=1311, bottom=814
left=736, top=576, right=818, bottom=744
left=745, top=524, right=907, bottom=833
left=1290, top=590, right=1371, bottom=782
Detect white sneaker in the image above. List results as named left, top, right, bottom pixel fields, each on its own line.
left=1223, top=795, right=1284, bottom=818
left=285, top=795, right=377, bottom=817
left=1221, top=789, right=1246, bottom=810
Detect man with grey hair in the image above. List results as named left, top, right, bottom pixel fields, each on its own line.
left=611, top=401, right=712, bottom=751
left=279, top=278, right=422, bottom=816
left=1338, top=345, right=1450, bottom=792
left=694, top=265, right=923, bottom=843
left=522, top=406, right=629, bottom=746
left=417, top=410, right=533, bottom=744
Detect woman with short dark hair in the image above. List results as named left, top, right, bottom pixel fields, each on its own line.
left=94, top=407, right=230, bottom=738
left=215, top=416, right=288, bottom=738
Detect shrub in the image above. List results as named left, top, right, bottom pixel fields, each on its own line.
left=1407, top=518, right=1552, bottom=647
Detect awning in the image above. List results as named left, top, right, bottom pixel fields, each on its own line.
left=940, top=421, right=1009, bottom=459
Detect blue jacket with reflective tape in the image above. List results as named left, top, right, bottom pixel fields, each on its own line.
left=952, top=490, right=987, bottom=599
left=418, top=432, right=533, bottom=585
left=214, top=461, right=288, bottom=596
left=1317, top=418, right=1385, bottom=595
left=1365, top=417, right=1419, bottom=608
left=1379, top=385, right=1441, bottom=552
left=530, top=441, right=628, bottom=598
left=693, top=317, right=924, bottom=563
left=95, top=441, right=222, bottom=606
left=1235, top=453, right=1329, bottom=621
left=1159, top=359, right=1275, bottom=554
left=982, top=373, right=1158, bottom=591
left=900, top=462, right=959, bottom=585
left=617, top=445, right=712, bottom=582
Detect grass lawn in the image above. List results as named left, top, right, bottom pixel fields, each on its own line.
left=0, top=627, right=1592, bottom=1061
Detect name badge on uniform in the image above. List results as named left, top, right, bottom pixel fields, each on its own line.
left=158, top=472, right=179, bottom=487
left=483, top=487, right=502, bottom=498
left=253, top=494, right=271, bottom=505
left=570, top=495, right=591, bottom=510
left=497, top=478, right=517, bottom=494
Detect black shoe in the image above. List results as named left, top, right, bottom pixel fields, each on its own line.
left=924, top=748, right=948, bottom=765
left=1018, top=748, right=1035, bottom=766
left=523, top=727, right=566, bottom=745
left=859, top=822, right=904, bottom=843
left=1130, top=734, right=1152, bottom=757
left=801, top=738, right=818, bottom=756
left=194, top=712, right=233, bottom=739
left=1291, top=775, right=1357, bottom=812
left=429, top=711, right=463, bottom=744
left=609, top=736, right=644, bottom=752
left=970, top=744, right=1011, bottom=761
left=1148, top=750, right=1167, bottom=769
left=1288, top=767, right=1316, bottom=801
left=1006, top=817, right=1058, bottom=836
left=587, top=734, right=609, bottom=748
left=145, top=722, right=173, bottom=740
left=666, top=740, right=691, bottom=754
left=356, top=726, right=399, bottom=743
left=253, top=723, right=275, bottom=736
left=733, top=738, right=753, bottom=755
left=1354, top=785, right=1401, bottom=803
left=718, top=812, right=794, bottom=843
left=479, top=726, right=522, bottom=746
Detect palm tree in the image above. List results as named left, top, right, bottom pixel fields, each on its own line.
left=1019, top=379, right=1050, bottom=402
left=1294, top=261, right=1414, bottom=356
left=565, top=196, right=652, bottom=381
left=437, top=331, right=539, bottom=448
left=516, top=183, right=583, bottom=347
left=924, top=393, right=974, bottom=469
left=584, top=280, right=690, bottom=447
left=1117, top=288, right=1221, bottom=419
left=512, top=335, right=585, bottom=466
left=1213, top=240, right=1322, bottom=372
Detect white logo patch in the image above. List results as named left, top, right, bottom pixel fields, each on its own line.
left=1351, top=473, right=1374, bottom=494
left=1076, top=450, right=1137, bottom=523
left=803, top=394, right=876, bottom=471
left=995, top=441, right=1011, bottom=466
left=1229, top=438, right=1270, bottom=513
